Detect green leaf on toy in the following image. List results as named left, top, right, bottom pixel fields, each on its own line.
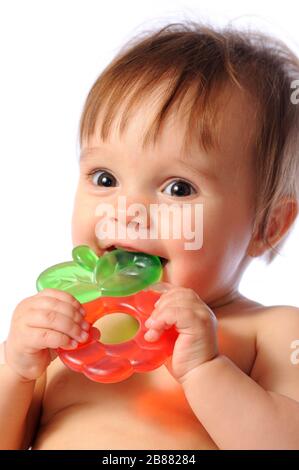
left=95, top=250, right=162, bottom=297
left=36, top=245, right=162, bottom=303
left=72, top=245, right=98, bottom=271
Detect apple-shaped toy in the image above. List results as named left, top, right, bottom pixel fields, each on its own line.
left=36, top=246, right=178, bottom=383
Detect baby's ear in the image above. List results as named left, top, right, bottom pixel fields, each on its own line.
left=247, top=197, right=298, bottom=257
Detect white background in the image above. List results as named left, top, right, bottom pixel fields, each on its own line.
left=0, top=0, right=298, bottom=341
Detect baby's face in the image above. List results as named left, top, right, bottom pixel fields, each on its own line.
left=72, top=87, right=257, bottom=307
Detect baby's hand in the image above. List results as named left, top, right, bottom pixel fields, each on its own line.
left=144, top=286, right=218, bottom=385
left=4, top=288, right=90, bottom=382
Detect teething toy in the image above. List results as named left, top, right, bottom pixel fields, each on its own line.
left=36, top=246, right=178, bottom=383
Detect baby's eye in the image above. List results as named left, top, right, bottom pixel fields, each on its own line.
left=162, top=179, right=196, bottom=197
left=89, top=170, right=118, bottom=187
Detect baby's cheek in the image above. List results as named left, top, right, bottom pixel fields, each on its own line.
left=71, top=195, right=97, bottom=244
left=165, top=242, right=200, bottom=285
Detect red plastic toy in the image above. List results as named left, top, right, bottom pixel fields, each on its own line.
left=57, top=289, right=178, bottom=383
left=37, top=246, right=178, bottom=383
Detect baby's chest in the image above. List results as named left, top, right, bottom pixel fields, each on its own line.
left=36, top=319, right=256, bottom=449
left=36, top=361, right=217, bottom=449
left=41, top=359, right=195, bottom=425
left=42, top=319, right=256, bottom=420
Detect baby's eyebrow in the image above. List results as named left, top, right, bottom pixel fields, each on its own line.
left=175, top=158, right=215, bottom=180
left=80, top=146, right=215, bottom=180
left=80, top=146, right=113, bottom=160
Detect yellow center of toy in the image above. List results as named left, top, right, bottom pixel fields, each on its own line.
left=93, top=313, right=140, bottom=344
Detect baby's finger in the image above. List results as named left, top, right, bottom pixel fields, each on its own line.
left=27, top=309, right=90, bottom=344
left=145, top=309, right=175, bottom=331
left=150, top=300, right=198, bottom=325
left=144, top=328, right=161, bottom=342
left=38, top=288, right=82, bottom=311
left=145, top=303, right=203, bottom=342
left=154, top=287, right=201, bottom=310
left=144, top=307, right=176, bottom=342
left=26, top=328, right=79, bottom=350
left=144, top=282, right=173, bottom=294
left=31, top=296, right=85, bottom=324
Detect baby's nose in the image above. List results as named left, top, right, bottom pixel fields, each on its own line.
left=115, top=195, right=152, bottom=230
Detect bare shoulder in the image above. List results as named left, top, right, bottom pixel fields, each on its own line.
left=253, top=303, right=299, bottom=341
left=218, top=294, right=299, bottom=326
left=255, top=303, right=299, bottom=320
left=249, top=304, right=299, bottom=401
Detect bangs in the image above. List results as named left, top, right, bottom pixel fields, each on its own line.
left=79, top=28, right=241, bottom=155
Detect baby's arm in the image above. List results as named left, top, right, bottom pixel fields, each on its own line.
left=0, top=288, right=88, bottom=449
left=182, top=307, right=299, bottom=449
left=0, top=348, right=46, bottom=449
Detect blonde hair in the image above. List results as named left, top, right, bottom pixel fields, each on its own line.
left=79, top=21, right=299, bottom=263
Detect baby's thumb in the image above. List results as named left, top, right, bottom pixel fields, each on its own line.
left=145, top=282, right=173, bottom=293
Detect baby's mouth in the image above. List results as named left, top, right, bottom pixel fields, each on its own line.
left=103, top=245, right=169, bottom=267
left=158, top=257, right=168, bottom=267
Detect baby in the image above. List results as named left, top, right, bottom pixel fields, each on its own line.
left=1, top=21, right=299, bottom=450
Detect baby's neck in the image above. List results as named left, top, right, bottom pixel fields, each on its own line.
left=210, top=291, right=262, bottom=318
left=208, top=288, right=240, bottom=310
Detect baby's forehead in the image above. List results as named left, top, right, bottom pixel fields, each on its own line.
left=84, top=83, right=256, bottom=175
